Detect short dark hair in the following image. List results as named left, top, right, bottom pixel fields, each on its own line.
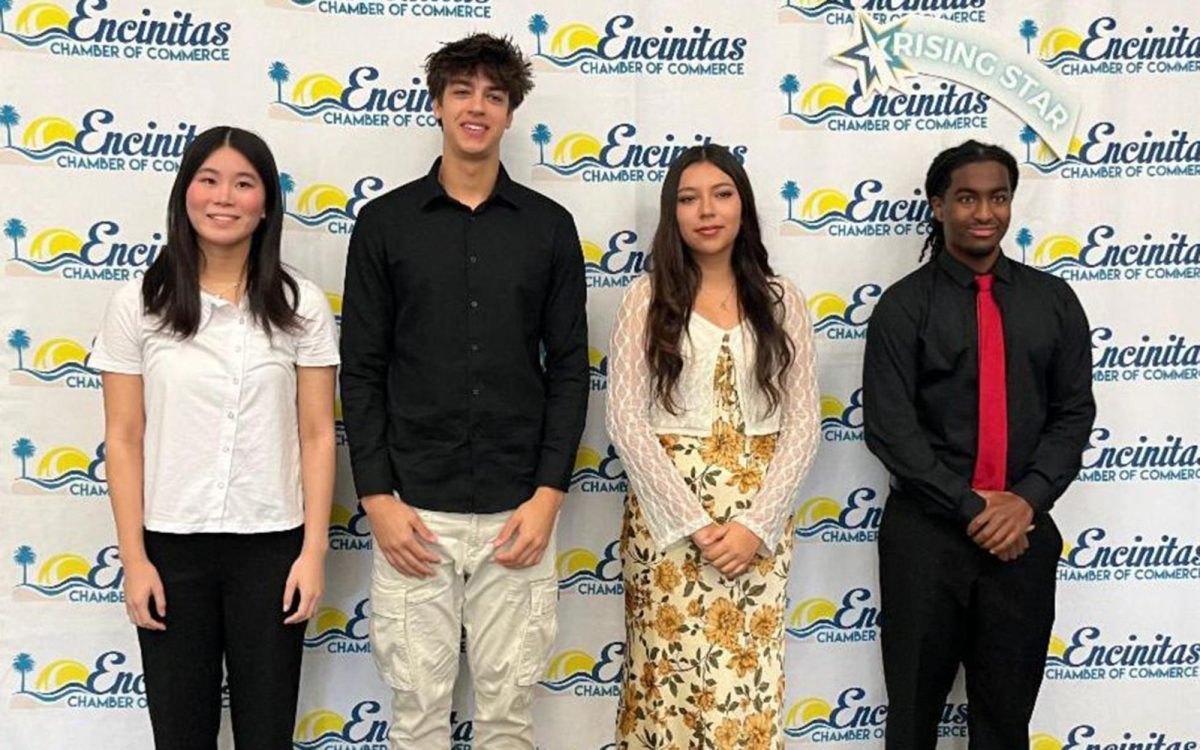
left=920, top=139, right=1020, bottom=261
left=425, top=33, right=533, bottom=110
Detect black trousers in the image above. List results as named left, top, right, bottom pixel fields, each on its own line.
left=878, top=493, right=1059, bottom=750
left=138, top=526, right=306, bottom=750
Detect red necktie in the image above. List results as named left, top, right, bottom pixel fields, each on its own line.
left=972, top=273, right=1007, bottom=490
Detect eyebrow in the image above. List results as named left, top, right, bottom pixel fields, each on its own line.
left=196, top=167, right=259, bottom=180
left=678, top=181, right=735, bottom=192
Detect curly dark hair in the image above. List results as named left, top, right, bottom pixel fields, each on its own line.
left=425, top=33, right=534, bottom=111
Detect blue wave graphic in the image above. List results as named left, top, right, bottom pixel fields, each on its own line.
left=1041, top=257, right=1086, bottom=274
left=1044, top=51, right=1084, bottom=69
left=783, top=107, right=847, bottom=125
left=786, top=620, right=837, bottom=640
left=536, top=157, right=605, bottom=177
left=7, top=255, right=87, bottom=272
left=16, top=577, right=101, bottom=596
left=1045, top=656, right=1070, bottom=668
left=781, top=0, right=852, bottom=19
left=535, top=49, right=604, bottom=68
left=813, top=313, right=858, bottom=334
left=5, top=143, right=79, bottom=161
left=1, top=29, right=72, bottom=47
left=782, top=213, right=850, bottom=233
left=784, top=718, right=838, bottom=739
left=293, top=732, right=347, bottom=750
left=540, top=672, right=600, bottom=692
left=329, top=526, right=369, bottom=541
left=559, top=570, right=616, bottom=589
left=821, top=415, right=855, bottom=429
left=17, top=469, right=102, bottom=490
left=22, top=684, right=91, bottom=703
left=1026, top=158, right=1081, bottom=176
left=278, top=100, right=345, bottom=117
left=17, top=362, right=98, bottom=382
left=794, top=518, right=845, bottom=539
left=285, top=208, right=353, bottom=227
left=304, top=628, right=358, bottom=648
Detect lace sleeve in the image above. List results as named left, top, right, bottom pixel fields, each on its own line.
left=606, top=277, right=712, bottom=551
left=735, top=279, right=820, bottom=550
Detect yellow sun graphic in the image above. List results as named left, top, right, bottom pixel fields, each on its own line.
left=787, top=697, right=833, bottom=726
left=796, top=495, right=842, bottom=526
left=546, top=649, right=595, bottom=679
left=294, top=709, right=346, bottom=741
left=808, top=292, right=849, bottom=321
left=35, top=659, right=89, bottom=691
left=557, top=548, right=600, bottom=578
left=802, top=189, right=851, bottom=219
left=1037, top=135, right=1083, bottom=163
left=802, top=83, right=850, bottom=113
left=1047, top=635, right=1068, bottom=659
left=22, top=116, right=77, bottom=149
left=308, top=607, right=350, bottom=636
left=791, top=598, right=838, bottom=627
left=36, top=553, right=90, bottom=584
left=297, top=184, right=349, bottom=214
left=574, top=445, right=603, bottom=472
left=28, top=228, right=83, bottom=260
left=1039, top=28, right=1085, bottom=60
left=32, top=338, right=88, bottom=370
left=1033, top=235, right=1082, bottom=265
left=1031, top=734, right=1065, bottom=750
left=36, top=446, right=90, bottom=478
left=291, top=73, right=345, bottom=106
left=16, top=3, right=70, bottom=34
left=324, top=292, right=343, bottom=316
left=587, top=346, right=606, bottom=369
left=329, top=502, right=354, bottom=528
left=553, top=133, right=603, bottom=165
left=580, top=240, right=605, bottom=265
left=550, top=23, right=601, bottom=54
left=819, top=396, right=846, bottom=420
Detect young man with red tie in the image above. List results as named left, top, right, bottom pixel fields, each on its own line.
left=863, top=140, right=1096, bottom=750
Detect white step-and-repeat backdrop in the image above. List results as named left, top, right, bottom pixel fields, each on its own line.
left=2, top=1, right=1198, bottom=748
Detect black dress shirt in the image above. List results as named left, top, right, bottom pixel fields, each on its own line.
left=863, top=250, right=1096, bottom=525
left=340, top=159, right=589, bottom=513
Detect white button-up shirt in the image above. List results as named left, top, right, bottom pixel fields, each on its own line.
left=91, top=275, right=340, bottom=533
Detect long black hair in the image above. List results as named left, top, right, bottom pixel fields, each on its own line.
left=142, top=126, right=299, bottom=337
left=920, top=139, right=1020, bottom=261
left=645, top=144, right=794, bottom=415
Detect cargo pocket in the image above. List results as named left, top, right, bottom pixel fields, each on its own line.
left=369, top=589, right=413, bottom=691
left=512, top=577, right=559, bottom=686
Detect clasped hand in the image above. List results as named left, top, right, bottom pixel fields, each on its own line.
left=968, top=490, right=1035, bottom=562
left=691, top=521, right=762, bottom=578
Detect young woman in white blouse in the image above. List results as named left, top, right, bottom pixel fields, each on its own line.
left=607, top=144, right=820, bottom=748
left=92, top=126, right=339, bottom=749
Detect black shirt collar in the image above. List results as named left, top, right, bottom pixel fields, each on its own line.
left=419, top=157, right=521, bottom=211
left=936, top=249, right=1013, bottom=287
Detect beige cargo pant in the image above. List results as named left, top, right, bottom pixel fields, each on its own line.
left=369, top=507, right=558, bottom=750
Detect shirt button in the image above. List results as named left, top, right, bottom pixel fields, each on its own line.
left=217, top=481, right=225, bottom=489
left=471, top=388, right=481, bottom=396
left=469, top=255, right=478, bottom=264
left=227, top=411, right=235, bottom=419
left=222, top=446, right=230, bottom=453
left=469, top=300, right=479, bottom=309
left=471, top=343, right=480, bottom=352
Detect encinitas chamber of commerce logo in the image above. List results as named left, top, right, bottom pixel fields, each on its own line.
left=3, top=216, right=161, bottom=282
left=526, top=13, right=746, bottom=77
left=779, top=74, right=990, bottom=133
left=0, top=1, right=232, bottom=62
left=329, top=499, right=372, bottom=551
left=582, top=230, right=648, bottom=289
left=1079, top=427, right=1200, bottom=484
left=9, top=435, right=106, bottom=497
left=269, top=0, right=491, bottom=21
left=9, top=650, right=145, bottom=709
left=820, top=388, right=864, bottom=443
left=292, top=700, right=467, bottom=750
left=784, top=688, right=968, bottom=742
left=1031, top=16, right=1200, bottom=76
left=1059, top=526, right=1200, bottom=584
left=1092, top=326, right=1200, bottom=386
left=280, top=172, right=383, bottom=234
left=588, top=346, right=608, bottom=392
left=793, top=487, right=882, bottom=543
left=557, top=541, right=621, bottom=595
left=807, top=285, right=880, bottom=341
left=787, top=587, right=879, bottom=644
left=266, top=61, right=436, bottom=128
left=779, top=178, right=930, bottom=239
left=1046, top=626, right=1200, bottom=681
left=539, top=642, right=623, bottom=697
left=1031, top=726, right=1199, bottom=750
left=6, top=329, right=98, bottom=389
left=12, top=544, right=123, bottom=603
left=1020, top=122, right=1200, bottom=180
left=1028, top=224, right=1200, bottom=283
left=305, top=599, right=370, bottom=654
left=530, top=122, right=747, bottom=184
left=571, top=443, right=627, bottom=493
left=779, top=0, right=987, bottom=25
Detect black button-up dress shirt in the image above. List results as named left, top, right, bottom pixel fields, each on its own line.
left=863, top=250, right=1096, bottom=524
left=340, top=159, right=589, bottom=513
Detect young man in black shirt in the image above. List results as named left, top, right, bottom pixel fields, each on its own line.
left=340, top=34, right=588, bottom=749
left=863, top=140, right=1095, bottom=750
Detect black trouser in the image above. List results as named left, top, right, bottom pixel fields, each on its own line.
left=138, top=526, right=306, bottom=750
left=878, top=493, right=1059, bottom=750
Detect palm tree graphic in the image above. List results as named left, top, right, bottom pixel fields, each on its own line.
left=531, top=124, right=552, bottom=165
left=5, top=217, right=27, bottom=259
left=0, top=0, right=12, bottom=35
left=0, top=104, right=19, bottom=148
left=781, top=181, right=800, bottom=222
left=12, top=653, right=35, bottom=694
left=528, top=14, right=549, bottom=56
left=1019, top=19, right=1039, bottom=55
left=1015, top=227, right=1033, bottom=264
left=280, top=173, right=295, bottom=212
left=780, top=74, right=801, bottom=116
left=13, top=546, right=36, bottom=585
left=12, top=437, right=35, bottom=478
left=1019, top=125, right=1039, bottom=164
left=269, top=61, right=291, bottom=104
left=8, top=328, right=30, bottom=370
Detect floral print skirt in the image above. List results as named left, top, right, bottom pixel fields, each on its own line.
left=616, top=340, right=793, bottom=750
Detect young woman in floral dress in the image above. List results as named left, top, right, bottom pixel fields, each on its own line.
left=607, top=144, right=820, bottom=749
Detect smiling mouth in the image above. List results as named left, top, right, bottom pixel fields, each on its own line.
left=696, top=226, right=723, bottom=236
left=207, top=214, right=240, bottom=223
left=968, top=227, right=998, bottom=238
left=462, top=123, right=488, bottom=134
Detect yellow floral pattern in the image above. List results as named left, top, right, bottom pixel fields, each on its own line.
left=617, top=337, right=793, bottom=749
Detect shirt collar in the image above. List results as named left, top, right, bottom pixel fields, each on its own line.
left=936, top=249, right=1013, bottom=287
left=419, top=157, right=521, bottom=211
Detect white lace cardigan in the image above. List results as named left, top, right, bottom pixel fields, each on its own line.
left=605, top=274, right=820, bottom=551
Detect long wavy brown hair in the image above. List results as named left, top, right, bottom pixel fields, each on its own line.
left=645, top=145, right=794, bottom=415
